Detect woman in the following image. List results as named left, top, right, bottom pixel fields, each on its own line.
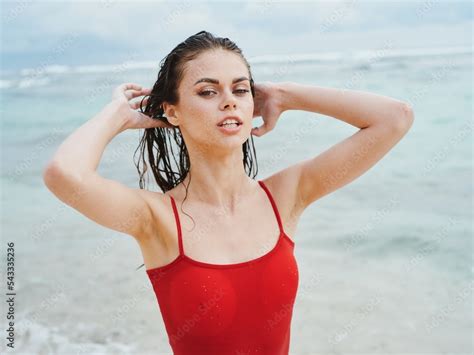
left=43, top=30, right=414, bottom=354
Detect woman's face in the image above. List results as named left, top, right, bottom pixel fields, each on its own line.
left=167, top=49, right=254, bottom=153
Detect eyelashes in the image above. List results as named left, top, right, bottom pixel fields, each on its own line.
left=198, top=89, right=250, bottom=97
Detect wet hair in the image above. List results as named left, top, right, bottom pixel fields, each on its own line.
left=134, top=30, right=258, bottom=271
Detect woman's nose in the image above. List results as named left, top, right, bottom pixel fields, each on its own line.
left=221, top=89, right=238, bottom=109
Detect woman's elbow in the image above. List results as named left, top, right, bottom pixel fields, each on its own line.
left=392, top=102, right=415, bottom=133
left=42, top=162, right=63, bottom=191
left=42, top=162, right=80, bottom=192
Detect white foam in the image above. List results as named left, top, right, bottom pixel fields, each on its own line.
left=14, top=318, right=137, bottom=354
left=0, top=79, right=13, bottom=89
left=248, top=45, right=472, bottom=65
left=17, top=77, right=51, bottom=89
left=73, top=60, right=156, bottom=74
left=20, top=65, right=70, bottom=76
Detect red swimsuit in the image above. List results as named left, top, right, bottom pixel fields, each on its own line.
left=146, top=180, right=299, bottom=355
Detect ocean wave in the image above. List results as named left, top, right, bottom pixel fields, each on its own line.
left=0, top=79, right=14, bottom=89
left=1, top=45, right=470, bottom=90
left=73, top=61, right=157, bottom=73
left=20, top=65, right=71, bottom=76
left=14, top=318, right=136, bottom=354
left=16, top=45, right=474, bottom=73
left=248, top=46, right=472, bottom=65
left=18, top=61, right=158, bottom=76
left=18, top=77, right=52, bottom=88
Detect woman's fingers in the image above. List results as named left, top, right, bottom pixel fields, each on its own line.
left=122, top=83, right=143, bottom=91
left=119, top=83, right=149, bottom=96
left=137, top=113, right=175, bottom=130
left=114, top=83, right=142, bottom=95
left=112, top=83, right=144, bottom=100
left=252, top=105, right=261, bottom=118
left=154, top=120, right=175, bottom=129
left=124, top=88, right=150, bottom=101
left=130, top=96, right=149, bottom=110
left=111, top=83, right=176, bottom=131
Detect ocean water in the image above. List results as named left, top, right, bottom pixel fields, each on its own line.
left=1, top=46, right=472, bottom=353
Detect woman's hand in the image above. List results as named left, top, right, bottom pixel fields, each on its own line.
left=251, top=81, right=286, bottom=137
left=111, top=83, right=174, bottom=130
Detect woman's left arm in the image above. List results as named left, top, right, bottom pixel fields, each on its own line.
left=254, top=81, right=415, bottom=210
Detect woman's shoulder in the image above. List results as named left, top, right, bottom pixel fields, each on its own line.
left=259, top=172, right=305, bottom=231
left=132, top=188, right=177, bottom=247
left=259, top=172, right=299, bottom=205
left=136, top=188, right=175, bottom=226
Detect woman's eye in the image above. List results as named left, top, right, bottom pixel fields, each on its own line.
left=199, top=90, right=216, bottom=96
left=198, top=89, right=249, bottom=96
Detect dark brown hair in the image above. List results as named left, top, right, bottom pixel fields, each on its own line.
left=134, top=30, right=258, bottom=271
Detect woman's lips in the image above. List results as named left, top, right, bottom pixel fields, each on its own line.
left=217, top=122, right=242, bottom=135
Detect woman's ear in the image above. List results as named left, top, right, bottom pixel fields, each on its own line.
left=162, top=102, right=179, bottom=126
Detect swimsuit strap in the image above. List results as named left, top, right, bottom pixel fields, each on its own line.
left=169, top=195, right=184, bottom=256
left=257, top=180, right=284, bottom=234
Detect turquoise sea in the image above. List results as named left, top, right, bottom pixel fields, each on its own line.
left=1, top=46, right=472, bottom=353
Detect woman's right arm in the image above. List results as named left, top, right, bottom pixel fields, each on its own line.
left=42, top=83, right=173, bottom=240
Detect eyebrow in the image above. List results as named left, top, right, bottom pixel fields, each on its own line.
left=194, top=76, right=250, bottom=86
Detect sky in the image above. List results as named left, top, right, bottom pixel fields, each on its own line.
left=0, top=0, right=472, bottom=71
